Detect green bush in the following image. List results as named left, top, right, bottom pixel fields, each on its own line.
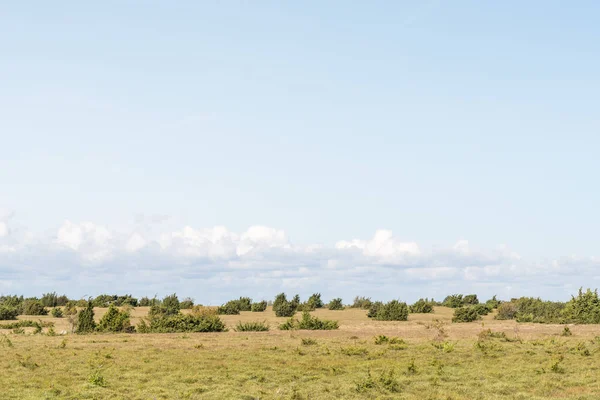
left=485, top=295, right=501, bottom=309
left=562, top=288, right=600, bottom=324
left=179, top=298, right=195, bottom=309
left=351, top=296, right=373, bottom=309
left=495, top=302, right=518, bottom=320
left=63, top=302, right=78, bottom=316
left=409, top=298, right=434, bottom=313
left=0, top=295, right=24, bottom=308
left=328, top=298, right=345, bottom=310
left=218, top=300, right=241, bottom=315
left=162, top=294, right=181, bottom=316
left=97, top=305, right=131, bottom=333
left=114, top=295, right=138, bottom=307
left=494, top=297, right=565, bottom=323
left=76, top=301, right=96, bottom=334
left=442, top=294, right=464, bottom=308
left=367, top=301, right=383, bottom=318
left=473, top=303, right=492, bottom=316
left=462, top=294, right=479, bottom=305
left=369, top=300, right=408, bottom=321
left=251, top=301, right=267, bottom=312
left=274, top=300, right=297, bottom=317
left=307, top=293, right=324, bottom=309
left=51, top=308, right=63, bottom=318
left=138, top=313, right=227, bottom=333
left=237, top=297, right=252, bottom=312
left=272, top=293, right=288, bottom=312
left=21, top=299, right=48, bottom=316
left=41, top=292, right=69, bottom=307
left=234, top=321, right=269, bottom=332
left=452, top=307, right=481, bottom=323
left=279, top=311, right=338, bottom=330
left=0, top=306, right=19, bottom=320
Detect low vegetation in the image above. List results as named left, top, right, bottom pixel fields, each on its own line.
left=279, top=311, right=339, bottom=330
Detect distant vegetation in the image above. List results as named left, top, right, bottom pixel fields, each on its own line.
left=3, top=288, right=600, bottom=336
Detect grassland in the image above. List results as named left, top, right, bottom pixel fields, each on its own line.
left=2, top=306, right=600, bottom=399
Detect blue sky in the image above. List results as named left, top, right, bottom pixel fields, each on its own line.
left=1, top=1, right=599, bottom=303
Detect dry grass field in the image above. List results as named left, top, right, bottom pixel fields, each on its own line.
left=2, top=307, right=600, bottom=399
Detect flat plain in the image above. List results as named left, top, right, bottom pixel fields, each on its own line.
left=2, top=306, right=600, bottom=399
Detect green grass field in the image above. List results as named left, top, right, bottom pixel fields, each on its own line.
left=2, top=307, right=600, bottom=399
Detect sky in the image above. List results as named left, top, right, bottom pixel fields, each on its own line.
left=1, top=1, right=599, bottom=304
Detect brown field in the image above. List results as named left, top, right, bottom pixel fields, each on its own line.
left=2, top=307, right=600, bottom=399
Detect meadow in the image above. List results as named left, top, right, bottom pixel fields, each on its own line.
left=2, top=305, right=600, bottom=400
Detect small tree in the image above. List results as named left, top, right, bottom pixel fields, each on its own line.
left=442, top=294, right=463, bottom=308
left=327, top=298, right=345, bottom=310
left=51, top=308, right=64, bottom=318
left=452, top=307, right=480, bottom=323
left=307, top=293, right=324, bottom=309
left=76, top=301, right=96, bottom=334
left=162, top=294, right=180, bottom=316
left=21, top=299, right=48, bottom=316
left=373, top=300, right=409, bottom=321
left=0, top=306, right=19, bottom=320
left=97, top=305, right=131, bottom=332
left=462, top=294, right=479, bottom=305
left=180, top=298, right=195, bottom=309
left=409, top=298, right=433, bottom=313
left=274, top=301, right=297, bottom=317
left=251, top=301, right=267, bottom=312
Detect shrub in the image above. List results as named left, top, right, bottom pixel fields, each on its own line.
left=351, top=296, right=373, bottom=309
left=237, top=297, right=253, bottom=312
left=97, top=305, right=131, bottom=333
left=92, top=294, right=116, bottom=308
left=162, top=294, right=181, bottom=316
left=41, top=292, right=69, bottom=307
left=76, top=301, right=96, bottom=334
left=495, top=302, right=518, bottom=320
left=462, top=294, right=479, bottom=305
left=0, top=306, right=19, bottom=320
left=179, top=298, right=194, bottom=309
left=234, top=321, right=269, bottom=332
left=409, top=298, right=434, bottom=313
left=51, top=308, right=63, bottom=318
left=62, top=301, right=78, bottom=316
left=251, top=301, right=267, bottom=312
left=442, top=294, right=464, bottom=308
left=272, top=293, right=288, bottom=312
left=452, top=307, right=481, bottom=323
left=496, top=297, right=566, bottom=323
left=328, top=298, right=345, bottom=310
left=367, top=302, right=383, bottom=318
left=486, top=295, right=501, bottom=309
left=138, top=313, right=227, bottom=333
left=279, top=311, right=338, bottom=330
left=218, top=300, right=241, bottom=315
left=138, top=297, right=151, bottom=307
left=114, top=295, right=138, bottom=307
left=274, top=301, right=297, bottom=317
left=21, top=299, right=48, bottom=316
left=301, top=338, right=317, bottom=346
left=369, top=300, right=409, bottom=321
left=562, top=288, right=600, bottom=324
left=0, top=295, right=24, bottom=308
left=307, top=293, right=324, bottom=309
left=473, top=303, right=492, bottom=316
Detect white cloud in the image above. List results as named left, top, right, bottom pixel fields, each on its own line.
left=0, top=217, right=599, bottom=303
left=0, top=222, right=8, bottom=238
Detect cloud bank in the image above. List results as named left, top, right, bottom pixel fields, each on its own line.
left=1, top=214, right=599, bottom=304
